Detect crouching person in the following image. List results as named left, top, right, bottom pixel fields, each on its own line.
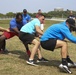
left=40, top=18, right=76, bottom=74
left=19, top=13, right=48, bottom=66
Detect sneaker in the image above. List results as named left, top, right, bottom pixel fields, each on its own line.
left=59, top=64, right=72, bottom=74
left=37, top=57, right=49, bottom=62
left=26, top=50, right=31, bottom=57
left=67, top=57, right=76, bottom=67
left=26, top=60, right=38, bottom=66
left=68, top=62, right=76, bottom=67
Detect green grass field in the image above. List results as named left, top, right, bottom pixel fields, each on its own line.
left=0, top=20, right=76, bottom=75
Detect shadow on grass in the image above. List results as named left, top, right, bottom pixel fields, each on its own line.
left=37, top=59, right=61, bottom=67
left=9, top=50, right=29, bottom=60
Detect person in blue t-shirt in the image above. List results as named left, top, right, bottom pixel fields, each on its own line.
left=40, top=18, right=76, bottom=74
left=0, top=13, right=31, bottom=56
left=19, top=13, right=48, bottom=66
left=22, top=9, right=31, bottom=23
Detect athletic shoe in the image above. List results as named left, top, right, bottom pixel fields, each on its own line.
left=26, top=60, right=38, bottom=66
left=37, top=57, right=49, bottom=62
left=59, top=64, right=72, bottom=74
left=26, top=50, right=31, bottom=57
left=67, top=57, right=76, bottom=67
left=68, top=62, right=76, bottom=67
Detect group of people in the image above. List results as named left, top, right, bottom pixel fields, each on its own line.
left=0, top=9, right=76, bottom=74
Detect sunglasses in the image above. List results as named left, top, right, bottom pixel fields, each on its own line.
left=42, top=19, right=45, bottom=20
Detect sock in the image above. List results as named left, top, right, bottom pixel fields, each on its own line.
left=62, top=58, right=67, bottom=66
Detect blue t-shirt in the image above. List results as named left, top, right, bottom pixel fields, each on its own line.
left=20, top=18, right=41, bottom=34
left=40, top=22, right=76, bottom=43
left=10, top=18, right=27, bottom=31
left=22, top=14, right=31, bottom=22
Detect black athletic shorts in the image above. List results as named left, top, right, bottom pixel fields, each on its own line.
left=19, top=31, right=35, bottom=45
left=40, top=38, right=57, bottom=51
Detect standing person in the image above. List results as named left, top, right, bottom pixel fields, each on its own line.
left=40, top=18, right=76, bottom=74
left=0, top=13, right=31, bottom=56
left=36, top=9, right=42, bottom=18
left=36, top=9, right=44, bottom=31
left=68, top=11, right=76, bottom=20
left=0, top=27, right=9, bottom=53
left=22, top=9, right=31, bottom=23
left=19, top=13, right=48, bottom=66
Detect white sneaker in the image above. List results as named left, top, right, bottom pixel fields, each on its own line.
left=26, top=60, right=38, bottom=66
left=59, top=64, right=72, bottom=74
left=68, top=62, right=76, bottom=67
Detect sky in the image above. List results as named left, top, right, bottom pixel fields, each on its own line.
left=0, top=0, right=76, bottom=14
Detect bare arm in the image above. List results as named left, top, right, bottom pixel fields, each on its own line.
left=12, top=27, right=20, bottom=34
left=35, top=26, right=43, bottom=35
left=0, top=27, right=10, bottom=32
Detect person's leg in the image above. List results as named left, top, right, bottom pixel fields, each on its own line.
left=56, top=40, right=72, bottom=73
left=37, top=48, right=49, bottom=62
left=23, top=43, right=31, bottom=57
left=56, top=40, right=75, bottom=65
left=0, top=35, right=6, bottom=53
left=0, top=31, right=17, bottom=52
left=29, top=39, right=40, bottom=60
left=55, top=40, right=68, bottom=59
left=26, top=39, right=41, bottom=66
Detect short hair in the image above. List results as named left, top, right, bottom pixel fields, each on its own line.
left=16, top=13, right=22, bottom=19
left=66, top=18, right=75, bottom=26
left=37, top=13, right=45, bottom=17
left=66, top=18, right=76, bottom=31
left=23, top=9, right=27, bottom=12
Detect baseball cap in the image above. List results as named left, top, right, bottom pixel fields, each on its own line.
left=23, top=9, right=27, bottom=13
left=66, top=18, right=75, bottom=26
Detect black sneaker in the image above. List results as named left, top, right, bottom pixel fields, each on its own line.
left=26, top=60, right=38, bottom=66
left=67, top=57, right=76, bottom=67
left=59, top=64, right=72, bottom=74
left=68, top=62, right=76, bottom=67
left=37, top=57, right=49, bottom=62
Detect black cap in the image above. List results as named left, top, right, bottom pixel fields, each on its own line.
left=23, top=9, right=27, bottom=12
left=66, top=18, right=75, bottom=26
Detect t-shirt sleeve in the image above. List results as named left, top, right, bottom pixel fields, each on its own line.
left=10, top=21, right=17, bottom=29
left=34, top=19, right=40, bottom=27
left=60, top=26, right=76, bottom=43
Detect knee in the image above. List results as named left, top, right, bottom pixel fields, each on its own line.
left=62, top=41, right=67, bottom=47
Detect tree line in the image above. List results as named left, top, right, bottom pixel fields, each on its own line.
left=0, top=10, right=76, bottom=18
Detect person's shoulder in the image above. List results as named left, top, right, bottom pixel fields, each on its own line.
left=10, top=18, right=16, bottom=24
left=33, top=18, right=39, bottom=22
left=10, top=18, right=15, bottom=22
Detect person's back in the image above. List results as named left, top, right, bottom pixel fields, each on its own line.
left=41, top=22, right=66, bottom=41
left=41, top=21, right=76, bottom=43
left=20, top=18, right=40, bottom=34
